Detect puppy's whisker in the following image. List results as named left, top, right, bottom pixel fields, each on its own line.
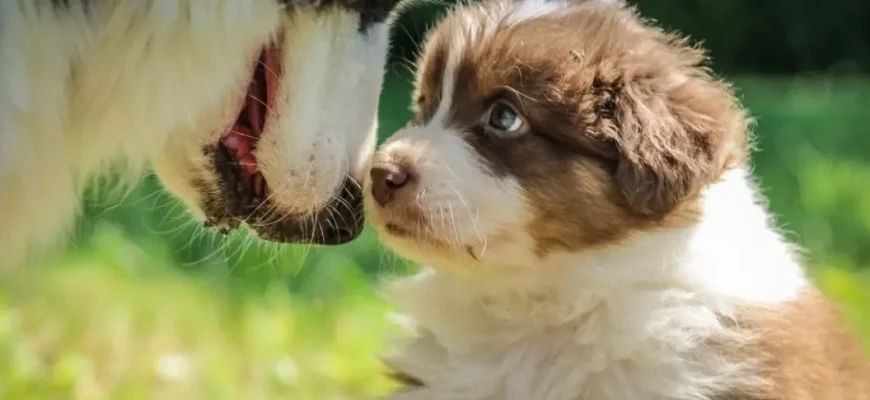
left=435, top=163, right=484, bottom=250
left=446, top=202, right=462, bottom=248
left=451, top=186, right=485, bottom=254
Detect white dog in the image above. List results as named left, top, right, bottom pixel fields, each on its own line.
left=0, top=0, right=403, bottom=268
left=366, top=0, right=870, bottom=398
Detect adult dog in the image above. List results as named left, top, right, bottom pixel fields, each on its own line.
left=0, top=0, right=401, bottom=268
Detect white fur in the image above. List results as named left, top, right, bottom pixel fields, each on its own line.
left=0, top=1, right=390, bottom=267
left=378, top=168, right=807, bottom=400
left=442, top=0, right=572, bottom=55
left=370, top=124, right=529, bottom=270
left=370, top=1, right=808, bottom=398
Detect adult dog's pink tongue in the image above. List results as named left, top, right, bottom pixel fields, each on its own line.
left=222, top=127, right=258, bottom=176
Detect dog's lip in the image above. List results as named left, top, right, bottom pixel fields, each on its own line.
left=208, top=159, right=366, bottom=244
left=202, top=33, right=369, bottom=245
left=212, top=45, right=277, bottom=215
left=385, top=222, right=414, bottom=237
left=374, top=210, right=436, bottom=243
left=379, top=220, right=453, bottom=251
left=216, top=32, right=284, bottom=200
left=249, top=177, right=367, bottom=244
left=369, top=202, right=422, bottom=236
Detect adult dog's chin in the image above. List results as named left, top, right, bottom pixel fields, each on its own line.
left=153, top=6, right=392, bottom=246
left=187, top=39, right=366, bottom=246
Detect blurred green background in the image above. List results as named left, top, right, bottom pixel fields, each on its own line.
left=2, top=1, right=870, bottom=398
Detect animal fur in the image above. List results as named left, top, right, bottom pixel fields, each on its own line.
left=0, top=0, right=401, bottom=268
left=365, top=0, right=870, bottom=398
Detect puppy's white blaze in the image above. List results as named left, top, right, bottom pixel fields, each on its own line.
left=504, top=0, right=571, bottom=25
left=431, top=36, right=466, bottom=127
left=448, top=0, right=572, bottom=47
left=260, top=10, right=387, bottom=212
left=426, top=0, right=581, bottom=132
left=430, top=0, right=568, bottom=128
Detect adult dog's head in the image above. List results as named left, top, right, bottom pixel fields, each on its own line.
left=151, top=0, right=402, bottom=245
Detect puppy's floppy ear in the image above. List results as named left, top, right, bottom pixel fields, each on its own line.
left=601, top=70, right=749, bottom=219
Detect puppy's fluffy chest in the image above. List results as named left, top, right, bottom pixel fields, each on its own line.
left=378, top=168, right=825, bottom=399
left=375, top=169, right=870, bottom=399
left=383, top=282, right=730, bottom=400
left=383, top=247, right=774, bottom=399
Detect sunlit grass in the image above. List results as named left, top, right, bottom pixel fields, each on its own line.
left=0, top=227, right=407, bottom=399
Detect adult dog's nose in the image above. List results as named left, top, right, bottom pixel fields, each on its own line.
left=370, top=162, right=413, bottom=207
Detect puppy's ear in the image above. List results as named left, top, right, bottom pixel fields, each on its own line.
left=600, top=71, right=749, bottom=219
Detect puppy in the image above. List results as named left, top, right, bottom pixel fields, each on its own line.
left=0, top=0, right=401, bottom=268
left=365, top=0, right=870, bottom=398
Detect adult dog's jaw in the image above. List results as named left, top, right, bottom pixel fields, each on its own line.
left=213, top=44, right=278, bottom=225
left=150, top=3, right=396, bottom=246
left=0, top=0, right=399, bottom=267
left=201, top=35, right=365, bottom=245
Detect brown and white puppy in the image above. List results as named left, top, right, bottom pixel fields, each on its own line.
left=365, top=0, right=870, bottom=398
left=0, top=0, right=402, bottom=268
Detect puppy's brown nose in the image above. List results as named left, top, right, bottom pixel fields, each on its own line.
left=370, top=162, right=413, bottom=207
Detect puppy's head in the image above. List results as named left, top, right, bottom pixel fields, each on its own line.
left=153, top=0, right=400, bottom=245
left=366, top=0, right=749, bottom=270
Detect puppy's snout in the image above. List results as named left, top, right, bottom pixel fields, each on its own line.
left=370, top=162, right=415, bottom=207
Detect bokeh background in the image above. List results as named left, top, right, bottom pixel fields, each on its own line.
left=2, top=1, right=869, bottom=398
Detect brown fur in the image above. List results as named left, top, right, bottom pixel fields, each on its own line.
left=414, top=1, right=748, bottom=255
left=392, top=0, right=870, bottom=397
left=719, top=289, right=870, bottom=399
left=412, top=28, right=449, bottom=125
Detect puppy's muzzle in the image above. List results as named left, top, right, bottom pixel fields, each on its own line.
left=370, top=162, right=417, bottom=207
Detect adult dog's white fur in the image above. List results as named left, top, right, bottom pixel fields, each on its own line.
left=367, top=0, right=870, bottom=398
left=0, top=1, right=397, bottom=268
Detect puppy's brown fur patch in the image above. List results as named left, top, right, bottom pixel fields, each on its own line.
left=415, top=2, right=750, bottom=256
left=723, top=289, right=870, bottom=399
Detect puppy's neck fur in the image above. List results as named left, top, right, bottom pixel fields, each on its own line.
left=383, top=167, right=807, bottom=399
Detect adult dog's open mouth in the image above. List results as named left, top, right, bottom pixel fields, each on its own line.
left=216, top=44, right=280, bottom=213
left=206, top=40, right=364, bottom=245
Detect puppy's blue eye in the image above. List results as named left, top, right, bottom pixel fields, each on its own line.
left=486, top=102, right=524, bottom=135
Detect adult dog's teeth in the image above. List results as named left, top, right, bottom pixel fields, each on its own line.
left=254, top=174, right=266, bottom=198
left=238, top=154, right=258, bottom=175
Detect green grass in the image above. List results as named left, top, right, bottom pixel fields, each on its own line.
left=0, top=249, right=404, bottom=399
left=2, top=73, right=870, bottom=399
